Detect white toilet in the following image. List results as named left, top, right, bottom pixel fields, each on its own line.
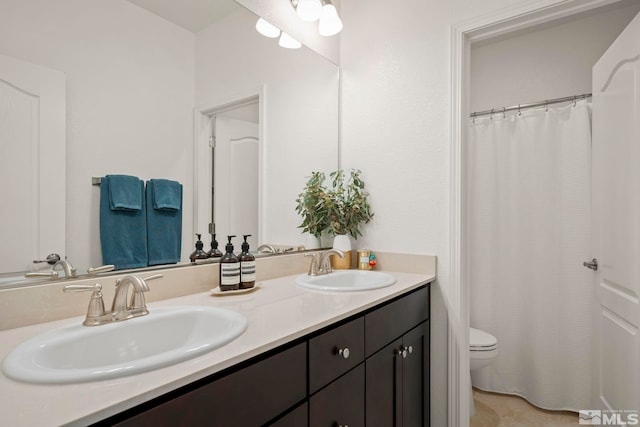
left=470, top=327, right=498, bottom=371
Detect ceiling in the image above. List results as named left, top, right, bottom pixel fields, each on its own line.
left=127, top=0, right=240, bottom=33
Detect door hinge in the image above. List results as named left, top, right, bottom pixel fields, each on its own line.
left=209, top=136, right=216, bottom=148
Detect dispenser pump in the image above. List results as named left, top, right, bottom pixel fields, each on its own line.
left=241, top=234, right=251, bottom=252
left=189, top=233, right=208, bottom=262
left=225, top=235, right=236, bottom=254
left=207, top=233, right=223, bottom=258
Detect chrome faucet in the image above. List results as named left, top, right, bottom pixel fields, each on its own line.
left=64, top=273, right=162, bottom=326
left=25, top=259, right=77, bottom=279
left=318, top=249, right=345, bottom=275
left=305, top=249, right=345, bottom=276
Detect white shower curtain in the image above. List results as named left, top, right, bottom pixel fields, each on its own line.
left=468, top=100, right=594, bottom=411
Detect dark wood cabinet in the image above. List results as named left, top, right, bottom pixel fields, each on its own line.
left=99, top=285, right=431, bottom=427
left=365, top=322, right=429, bottom=427
left=111, top=343, right=307, bottom=427
left=310, top=364, right=365, bottom=427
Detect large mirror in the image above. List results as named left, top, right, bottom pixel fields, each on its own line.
left=0, top=0, right=339, bottom=287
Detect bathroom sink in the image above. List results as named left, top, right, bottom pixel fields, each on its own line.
left=296, top=270, right=396, bottom=292
left=2, top=306, right=247, bottom=384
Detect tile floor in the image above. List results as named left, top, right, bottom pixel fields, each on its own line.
left=470, top=388, right=580, bottom=426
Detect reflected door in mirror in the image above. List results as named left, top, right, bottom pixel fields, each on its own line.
left=0, top=54, right=65, bottom=273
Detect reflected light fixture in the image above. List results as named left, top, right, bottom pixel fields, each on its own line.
left=279, top=32, right=302, bottom=49
left=292, top=0, right=323, bottom=22
left=255, top=18, right=281, bottom=38
left=318, top=0, right=343, bottom=36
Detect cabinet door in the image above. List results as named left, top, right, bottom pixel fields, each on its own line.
left=114, top=343, right=306, bottom=427
left=310, top=364, right=365, bottom=427
left=402, top=322, right=429, bottom=427
left=366, top=338, right=402, bottom=427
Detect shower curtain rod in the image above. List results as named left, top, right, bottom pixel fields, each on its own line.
left=470, top=93, right=592, bottom=118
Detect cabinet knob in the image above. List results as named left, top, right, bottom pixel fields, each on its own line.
left=408, top=345, right=413, bottom=354
left=338, top=347, right=350, bottom=359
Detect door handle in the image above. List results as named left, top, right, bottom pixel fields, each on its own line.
left=583, top=258, right=598, bottom=271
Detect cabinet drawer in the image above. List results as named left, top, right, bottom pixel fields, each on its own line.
left=309, top=316, right=364, bottom=393
left=269, top=402, right=308, bottom=427
left=114, top=342, right=307, bottom=427
left=365, top=286, right=429, bottom=357
left=310, top=364, right=365, bottom=427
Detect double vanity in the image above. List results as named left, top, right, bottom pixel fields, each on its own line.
left=0, top=252, right=435, bottom=426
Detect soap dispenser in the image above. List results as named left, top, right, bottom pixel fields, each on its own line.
left=238, top=234, right=256, bottom=289
left=207, top=233, right=223, bottom=258
left=189, top=234, right=208, bottom=263
left=219, top=235, right=240, bottom=291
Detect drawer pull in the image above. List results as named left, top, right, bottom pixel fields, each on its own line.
left=396, top=346, right=412, bottom=358
left=337, top=347, right=350, bottom=359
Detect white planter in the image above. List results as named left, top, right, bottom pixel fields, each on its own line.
left=304, top=234, right=321, bottom=250
left=332, top=234, right=352, bottom=252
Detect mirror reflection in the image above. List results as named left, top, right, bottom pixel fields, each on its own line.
left=0, top=0, right=339, bottom=287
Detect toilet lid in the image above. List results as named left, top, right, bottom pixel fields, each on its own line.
left=470, top=327, right=497, bottom=350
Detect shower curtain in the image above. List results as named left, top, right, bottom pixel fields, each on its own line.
left=468, top=100, right=594, bottom=411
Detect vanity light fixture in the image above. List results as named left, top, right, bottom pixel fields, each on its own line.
left=290, top=0, right=343, bottom=36
left=292, top=0, right=323, bottom=22
left=279, top=32, right=302, bottom=49
left=318, top=0, right=343, bottom=36
left=255, top=18, right=281, bottom=38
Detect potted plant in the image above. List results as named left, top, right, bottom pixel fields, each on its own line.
left=295, top=171, right=329, bottom=249
left=295, top=169, right=374, bottom=263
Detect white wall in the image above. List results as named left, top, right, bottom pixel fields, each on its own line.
left=195, top=7, right=339, bottom=247
left=338, top=0, right=563, bottom=424
left=0, top=0, right=195, bottom=272
left=470, top=1, right=640, bottom=112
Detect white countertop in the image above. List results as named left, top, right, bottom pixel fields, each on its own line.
left=0, top=270, right=434, bottom=427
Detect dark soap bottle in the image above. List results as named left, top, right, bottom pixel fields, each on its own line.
left=207, top=233, right=223, bottom=258
left=189, top=234, right=208, bottom=263
left=238, top=234, right=256, bottom=289
left=219, top=235, right=240, bottom=291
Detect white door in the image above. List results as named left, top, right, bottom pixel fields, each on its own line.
left=591, top=10, right=640, bottom=413
left=0, top=54, right=65, bottom=274
left=214, top=116, right=259, bottom=250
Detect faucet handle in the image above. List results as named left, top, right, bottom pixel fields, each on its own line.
left=87, top=264, right=115, bottom=275
left=63, top=283, right=107, bottom=326
left=142, top=273, right=163, bottom=282
left=304, top=253, right=321, bottom=276
left=25, top=271, right=59, bottom=279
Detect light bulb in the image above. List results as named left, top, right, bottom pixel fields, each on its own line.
left=318, top=2, right=343, bottom=36
left=279, top=32, right=301, bottom=49
left=255, top=18, right=280, bottom=38
left=296, top=0, right=322, bottom=22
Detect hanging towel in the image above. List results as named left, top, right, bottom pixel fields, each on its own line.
left=146, top=179, right=182, bottom=266
left=108, top=174, right=143, bottom=211
left=100, top=175, right=148, bottom=270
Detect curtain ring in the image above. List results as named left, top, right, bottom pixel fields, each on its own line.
left=517, top=105, right=522, bottom=116
left=502, top=107, right=506, bottom=118
left=490, top=108, right=494, bottom=120
left=544, top=100, right=549, bottom=112
left=572, top=96, right=577, bottom=107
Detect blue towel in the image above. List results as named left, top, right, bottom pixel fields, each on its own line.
left=100, top=175, right=148, bottom=270
left=107, top=174, right=143, bottom=211
left=146, top=179, right=182, bottom=266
